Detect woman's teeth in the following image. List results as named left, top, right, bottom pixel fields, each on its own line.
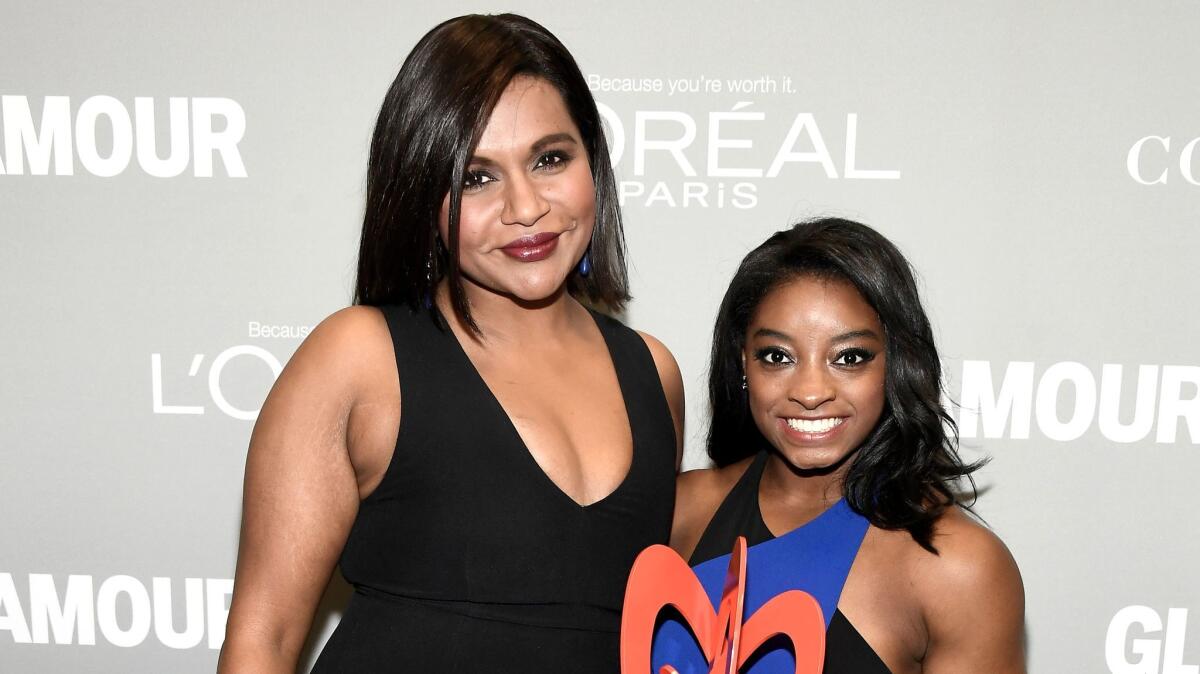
left=786, top=417, right=844, bottom=433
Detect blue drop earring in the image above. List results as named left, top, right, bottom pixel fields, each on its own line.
left=577, top=248, right=592, bottom=277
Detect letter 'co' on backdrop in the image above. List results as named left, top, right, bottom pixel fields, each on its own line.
left=2, top=2, right=1198, bottom=672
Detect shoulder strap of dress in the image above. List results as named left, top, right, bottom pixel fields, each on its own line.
left=588, top=308, right=676, bottom=434
left=587, top=308, right=649, bottom=372
left=373, top=303, right=459, bottom=444
left=689, top=451, right=772, bottom=565
left=691, top=497, right=869, bottom=631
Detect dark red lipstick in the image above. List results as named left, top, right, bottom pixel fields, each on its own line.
left=500, top=232, right=560, bottom=261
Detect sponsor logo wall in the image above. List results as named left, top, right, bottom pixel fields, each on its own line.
left=3, top=2, right=1198, bottom=672
left=0, top=96, right=247, bottom=178
left=1106, top=607, right=1198, bottom=674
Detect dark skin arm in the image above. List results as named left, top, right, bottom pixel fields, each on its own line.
left=915, top=510, right=1025, bottom=673
left=217, top=307, right=396, bottom=673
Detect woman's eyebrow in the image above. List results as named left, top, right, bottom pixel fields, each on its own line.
left=751, top=327, right=792, bottom=342
left=750, top=327, right=881, bottom=343
left=530, top=132, right=578, bottom=153
left=466, top=153, right=499, bottom=169
left=831, top=329, right=882, bottom=343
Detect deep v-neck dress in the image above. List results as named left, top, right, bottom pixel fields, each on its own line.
left=652, top=451, right=893, bottom=673
left=312, top=304, right=677, bottom=673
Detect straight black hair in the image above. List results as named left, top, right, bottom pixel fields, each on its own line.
left=708, top=218, right=982, bottom=551
left=353, top=14, right=629, bottom=329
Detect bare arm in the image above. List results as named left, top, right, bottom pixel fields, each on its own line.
left=919, top=512, right=1026, bottom=673
left=217, top=307, right=393, bottom=673
left=668, top=469, right=717, bottom=559
left=636, top=330, right=685, bottom=469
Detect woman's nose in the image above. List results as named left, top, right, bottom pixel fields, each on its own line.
left=789, top=363, right=836, bottom=410
left=500, top=174, right=550, bottom=226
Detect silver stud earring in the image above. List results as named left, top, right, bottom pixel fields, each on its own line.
left=741, top=375, right=748, bottom=391
left=422, top=248, right=435, bottom=309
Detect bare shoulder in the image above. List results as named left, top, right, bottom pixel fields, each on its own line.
left=256, top=306, right=399, bottom=489
left=274, top=306, right=392, bottom=397
left=258, top=306, right=385, bottom=412
left=299, top=306, right=401, bottom=488
left=635, top=330, right=686, bottom=466
left=669, top=457, right=755, bottom=559
left=916, top=507, right=1023, bottom=599
left=675, top=465, right=739, bottom=513
left=225, top=305, right=398, bottom=668
left=634, top=330, right=678, bottom=370
left=908, top=506, right=1026, bottom=672
left=634, top=330, right=683, bottom=392
left=294, top=305, right=391, bottom=372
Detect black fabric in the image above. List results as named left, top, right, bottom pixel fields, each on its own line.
left=826, top=610, right=894, bottom=674
left=312, top=305, right=677, bottom=672
left=689, top=451, right=893, bottom=674
left=689, top=451, right=774, bottom=564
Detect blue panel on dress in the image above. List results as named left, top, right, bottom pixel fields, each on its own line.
left=651, top=499, right=869, bottom=673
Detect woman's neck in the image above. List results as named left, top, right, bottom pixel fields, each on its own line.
left=758, top=450, right=850, bottom=513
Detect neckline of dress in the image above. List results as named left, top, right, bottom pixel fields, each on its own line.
left=434, top=304, right=638, bottom=511
left=749, top=450, right=850, bottom=542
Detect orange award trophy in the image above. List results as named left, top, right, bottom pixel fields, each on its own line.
left=620, top=537, right=826, bottom=674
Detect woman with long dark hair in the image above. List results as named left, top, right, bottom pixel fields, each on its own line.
left=218, top=14, right=683, bottom=672
left=654, top=218, right=1023, bottom=673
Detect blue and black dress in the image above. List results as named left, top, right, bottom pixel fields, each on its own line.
left=653, top=450, right=892, bottom=673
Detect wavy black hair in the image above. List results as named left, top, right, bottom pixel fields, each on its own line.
left=353, top=14, right=629, bottom=329
left=708, top=218, right=981, bottom=551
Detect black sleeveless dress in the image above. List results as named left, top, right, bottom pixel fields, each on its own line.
left=684, top=451, right=892, bottom=673
left=311, top=305, right=677, bottom=672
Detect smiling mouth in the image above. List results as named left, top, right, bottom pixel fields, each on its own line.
left=500, top=232, right=560, bottom=261
left=784, top=417, right=845, bottom=433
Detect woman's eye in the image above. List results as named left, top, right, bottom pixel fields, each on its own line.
left=834, top=349, right=875, bottom=367
left=754, top=348, right=793, bottom=366
left=463, top=171, right=494, bottom=190
left=534, top=151, right=569, bottom=170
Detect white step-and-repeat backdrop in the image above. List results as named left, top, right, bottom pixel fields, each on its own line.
left=3, top=2, right=1198, bottom=672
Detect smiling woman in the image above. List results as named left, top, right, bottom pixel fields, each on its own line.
left=743, top=278, right=888, bottom=476
left=657, top=218, right=1025, bottom=674
left=445, top=78, right=598, bottom=307
left=216, top=13, right=684, bottom=674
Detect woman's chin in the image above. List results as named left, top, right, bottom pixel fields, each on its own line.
left=499, top=280, right=572, bottom=307
left=462, top=269, right=571, bottom=305
left=772, top=446, right=856, bottom=477
left=510, top=269, right=581, bottom=300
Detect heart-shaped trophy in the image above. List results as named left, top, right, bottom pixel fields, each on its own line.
left=620, top=537, right=825, bottom=674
